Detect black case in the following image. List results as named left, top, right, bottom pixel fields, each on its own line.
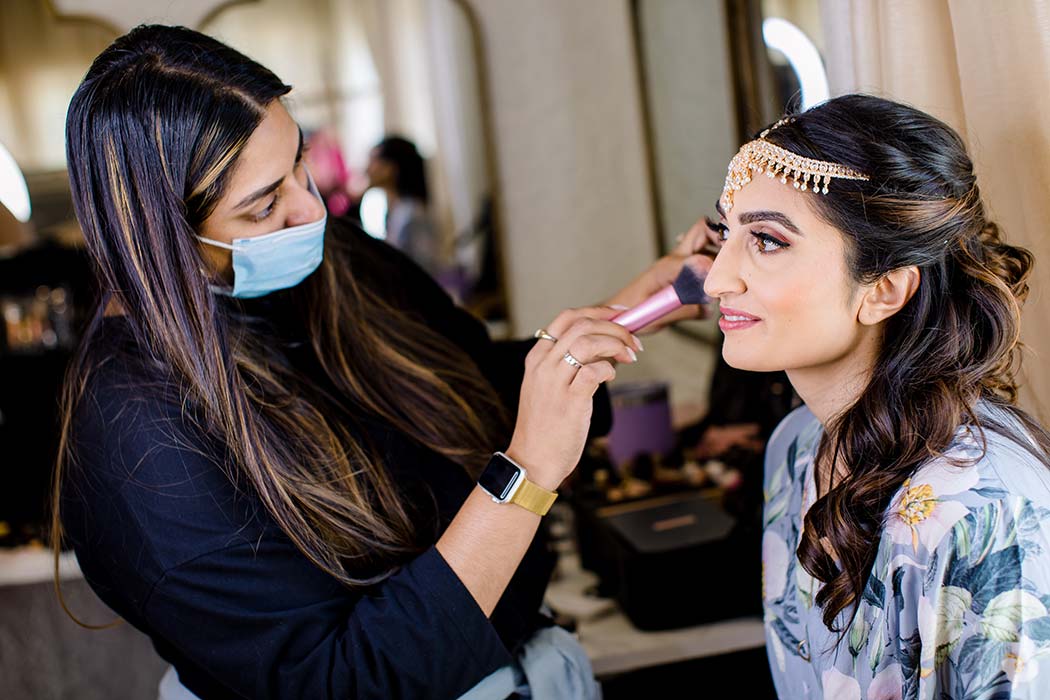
left=574, top=489, right=762, bottom=630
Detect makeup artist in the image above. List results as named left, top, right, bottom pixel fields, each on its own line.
left=53, top=26, right=708, bottom=700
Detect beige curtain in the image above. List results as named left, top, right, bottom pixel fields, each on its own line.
left=821, top=0, right=1050, bottom=420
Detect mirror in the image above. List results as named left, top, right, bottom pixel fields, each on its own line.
left=0, top=0, right=509, bottom=328
left=632, top=0, right=826, bottom=344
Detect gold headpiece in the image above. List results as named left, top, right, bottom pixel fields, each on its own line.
left=720, top=118, right=870, bottom=213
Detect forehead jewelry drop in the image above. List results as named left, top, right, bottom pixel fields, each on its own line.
left=720, top=117, right=870, bottom=214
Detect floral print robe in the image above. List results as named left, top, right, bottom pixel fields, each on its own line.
left=763, top=406, right=1050, bottom=699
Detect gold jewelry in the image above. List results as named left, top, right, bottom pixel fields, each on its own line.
left=510, top=478, right=558, bottom=516
left=533, top=329, right=558, bottom=343
left=562, top=351, right=583, bottom=369
left=720, top=123, right=869, bottom=214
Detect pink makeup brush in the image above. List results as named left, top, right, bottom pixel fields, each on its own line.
left=611, top=256, right=711, bottom=332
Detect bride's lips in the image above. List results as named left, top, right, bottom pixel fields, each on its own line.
left=718, top=306, right=761, bottom=332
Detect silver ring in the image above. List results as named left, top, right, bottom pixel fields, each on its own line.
left=562, top=351, right=584, bottom=369
left=533, top=329, right=558, bottom=343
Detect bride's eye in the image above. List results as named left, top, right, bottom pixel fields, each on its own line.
left=750, top=231, right=789, bottom=254
left=705, top=217, right=729, bottom=245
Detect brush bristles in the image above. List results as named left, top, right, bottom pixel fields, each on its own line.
left=672, top=258, right=709, bottom=305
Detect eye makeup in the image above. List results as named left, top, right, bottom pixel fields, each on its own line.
left=750, top=230, right=789, bottom=254
left=707, top=216, right=790, bottom=255
left=704, top=217, right=728, bottom=248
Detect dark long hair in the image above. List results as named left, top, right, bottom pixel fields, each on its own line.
left=374, top=136, right=429, bottom=203
left=53, top=25, right=509, bottom=606
left=763, top=95, right=1049, bottom=631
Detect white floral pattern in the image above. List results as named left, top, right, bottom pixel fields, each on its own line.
left=764, top=530, right=790, bottom=604
left=762, top=406, right=1050, bottom=699
left=884, top=462, right=978, bottom=554
left=868, top=663, right=903, bottom=700
left=823, top=667, right=862, bottom=700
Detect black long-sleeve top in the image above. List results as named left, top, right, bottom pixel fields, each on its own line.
left=61, top=222, right=611, bottom=699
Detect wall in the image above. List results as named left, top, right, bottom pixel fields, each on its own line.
left=469, top=0, right=717, bottom=410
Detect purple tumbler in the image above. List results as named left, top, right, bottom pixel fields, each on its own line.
left=606, top=381, right=675, bottom=468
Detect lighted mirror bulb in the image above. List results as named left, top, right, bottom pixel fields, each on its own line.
left=762, top=17, right=830, bottom=111
left=359, top=187, right=388, bottom=240
left=0, top=140, right=30, bottom=222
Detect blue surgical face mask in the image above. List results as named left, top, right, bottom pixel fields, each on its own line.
left=198, top=172, right=327, bottom=299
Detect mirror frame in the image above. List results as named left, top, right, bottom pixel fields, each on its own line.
left=629, top=0, right=773, bottom=345
left=451, top=0, right=513, bottom=330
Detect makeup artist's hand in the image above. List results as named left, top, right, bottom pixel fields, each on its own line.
left=506, top=306, right=642, bottom=491
left=602, top=217, right=721, bottom=334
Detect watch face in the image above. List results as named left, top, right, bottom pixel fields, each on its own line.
left=480, top=455, right=522, bottom=501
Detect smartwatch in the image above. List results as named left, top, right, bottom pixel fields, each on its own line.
left=478, top=452, right=558, bottom=516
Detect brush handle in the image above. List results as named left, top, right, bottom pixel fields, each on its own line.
left=611, top=285, right=680, bottom=332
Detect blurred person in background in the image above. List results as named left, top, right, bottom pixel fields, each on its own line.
left=366, top=135, right=445, bottom=278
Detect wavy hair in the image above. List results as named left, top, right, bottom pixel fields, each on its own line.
left=762, top=94, right=1050, bottom=632
left=52, top=25, right=509, bottom=611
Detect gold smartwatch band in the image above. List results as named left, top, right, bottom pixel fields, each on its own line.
left=510, top=478, right=558, bottom=516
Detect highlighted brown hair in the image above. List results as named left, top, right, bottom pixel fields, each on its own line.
left=54, top=26, right=508, bottom=624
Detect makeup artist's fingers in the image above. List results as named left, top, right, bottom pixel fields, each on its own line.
left=674, top=216, right=725, bottom=258
left=545, top=306, right=621, bottom=339
left=549, top=316, right=642, bottom=367
left=552, top=333, right=636, bottom=384
left=569, top=360, right=616, bottom=395
left=525, top=306, right=632, bottom=372
left=512, top=310, right=629, bottom=485
left=673, top=218, right=713, bottom=256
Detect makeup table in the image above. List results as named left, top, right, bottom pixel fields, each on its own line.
left=544, top=550, right=766, bottom=678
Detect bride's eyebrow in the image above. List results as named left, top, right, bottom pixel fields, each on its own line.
left=736, top=210, right=803, bottom=236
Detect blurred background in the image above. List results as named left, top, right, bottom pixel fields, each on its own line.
left=1, top=1, right=1048, bottom=698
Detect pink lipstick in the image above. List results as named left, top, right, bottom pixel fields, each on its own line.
left=718, top=306, right=761, bottom=332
